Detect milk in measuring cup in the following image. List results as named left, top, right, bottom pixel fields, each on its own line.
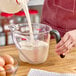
left=19, top=40, right=49, bottom=64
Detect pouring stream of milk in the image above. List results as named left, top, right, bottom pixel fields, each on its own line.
left=18, top=0, right=34, bottom=41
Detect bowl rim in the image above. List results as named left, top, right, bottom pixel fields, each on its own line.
left=9, top=23, right=52, bottom=35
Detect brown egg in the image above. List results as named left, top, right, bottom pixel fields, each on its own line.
left=0, top=66, right=6, bottom=76
left=2, top=54, right=14, bottom=65
left=4, top=64, right=15, bottom=76
left=0, top=56, right=5, bottom=66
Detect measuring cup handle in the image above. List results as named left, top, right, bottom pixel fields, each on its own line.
left=50, top=29, right=65, bottom=58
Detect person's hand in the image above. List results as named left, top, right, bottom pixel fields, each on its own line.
left=56, top=30, right=76, bottom=55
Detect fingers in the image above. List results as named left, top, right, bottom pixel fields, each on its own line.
left=68, top=42, right=74, bottom=49
left=64, top=43, right=74, bottom=55
left=56, top=38, right=71, bottom=52
left=55, top=31, right=76, bottom=56
left=56, top=35, right=74, bottom=55
left=56, top=42, right=74, bottom=55
left=56, top=33, right=70, bottom=48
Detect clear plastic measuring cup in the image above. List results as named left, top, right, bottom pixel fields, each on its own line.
left=9, top=23, right=65, bottom=64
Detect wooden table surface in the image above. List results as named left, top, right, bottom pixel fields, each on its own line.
left=0, top=40, right=76, bottom=76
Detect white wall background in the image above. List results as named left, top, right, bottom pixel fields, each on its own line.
left=28, top=0, right=44, bottom=6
